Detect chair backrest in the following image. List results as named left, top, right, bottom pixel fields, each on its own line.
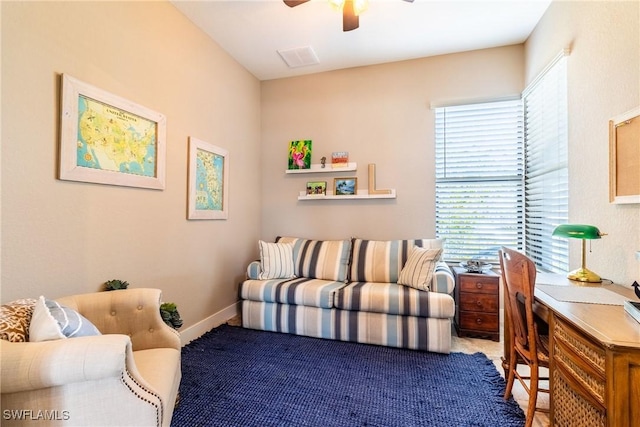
left=499, top=247, right=538, bottom=357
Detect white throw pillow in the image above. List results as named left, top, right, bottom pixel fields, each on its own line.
left=397, top=247, right=443, bottom=291
left=29, top=296, right=101, bottom=342
left=258, top=240, right=296, bottom=280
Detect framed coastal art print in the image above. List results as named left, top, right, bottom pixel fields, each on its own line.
left=334, top=177, right=357, bottom=196
left=59, top=74, right=166, bottom=190
left=187, top=137, right=229, bottom=220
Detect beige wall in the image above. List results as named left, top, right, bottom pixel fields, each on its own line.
left=1, top=1, right=262, bottom=330
left=525, top=1, right=640, bottom=284
left=260, top=45, right=525, bottom=241
left=2, top=0, right=638, bottom=336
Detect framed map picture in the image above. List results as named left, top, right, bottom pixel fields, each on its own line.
left=187, top=137, right=229, bottom=220
left=59, top=74, right=166, bottom=190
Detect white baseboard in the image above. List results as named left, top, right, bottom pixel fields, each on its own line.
left=179, top=301, right=241, bottom=346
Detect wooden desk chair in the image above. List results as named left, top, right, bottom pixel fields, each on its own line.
left=499, top=247, right=550, bottom=427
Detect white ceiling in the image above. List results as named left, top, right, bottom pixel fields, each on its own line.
left=170, top=0, right=552, bottom=81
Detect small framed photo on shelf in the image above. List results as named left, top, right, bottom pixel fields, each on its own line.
left=306, top=181, right=327, bottom=196
left=334, top=177, right=357, bottom=196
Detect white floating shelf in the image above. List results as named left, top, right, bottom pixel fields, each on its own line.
left=285, top=162, right=357, bottom=174
left=297, top=189, right=396, bottom=201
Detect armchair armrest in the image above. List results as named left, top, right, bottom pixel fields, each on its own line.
left=56, top=288, right=180, bottom=352
left=246, top=260, right=262, bottom=280
left=0, top=334, right=131, bottom=394
left=432, top=261, right=455, bottom=294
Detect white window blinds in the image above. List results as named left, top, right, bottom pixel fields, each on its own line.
left=435, top=99, right=524, bottom=263
left=523, top=54, right=569, bottom=273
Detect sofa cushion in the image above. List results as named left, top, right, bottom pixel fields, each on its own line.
left=276, top=237, right=351, bottom=282
left=29, top=296, right=101, bottom=342
left=334, top=282, right=455, bottom=318
left=397, top=247, right=443, bottom=291
left=258, top=240, right=296, bottom=279
left=349, top=238, right=443, bottom=283
left=0, top=298, right=36, bottom=342
left=241, top=277, right=347, bottom=309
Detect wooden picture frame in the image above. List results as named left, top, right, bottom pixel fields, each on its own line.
left=334, top=177, right=357, bottom=196
left=306, top=181, right=327, bottom=196
left=609, top=106, right=640, bottom=204
left=59, top=74, right=166, bottom=190
left=188, top=137, right=229, bottom=220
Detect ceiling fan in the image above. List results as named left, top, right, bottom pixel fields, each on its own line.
left=284, top=0, right=414, bottom=32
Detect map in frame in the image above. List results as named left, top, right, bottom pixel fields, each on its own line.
left=59, top=74, right=166, bottom=190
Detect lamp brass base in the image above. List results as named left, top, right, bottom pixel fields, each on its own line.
left=567, top=267, right=602, bottom=283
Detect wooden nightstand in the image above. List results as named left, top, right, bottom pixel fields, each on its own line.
left=453, top=266, right=500, bottom=341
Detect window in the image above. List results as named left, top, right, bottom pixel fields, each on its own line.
left=523, top=54, right=569, bottom=273
left=435, top=99, right=524, bottom=264
left=434, top=52, right=569, bottom=271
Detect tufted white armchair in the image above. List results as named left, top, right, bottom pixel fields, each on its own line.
left=0, top=288, right=181, bottom=427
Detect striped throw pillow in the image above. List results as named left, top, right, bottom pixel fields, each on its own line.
left=258, top=240, right=296, bottom=280
left=349, top=238, right=443, bottom=283
left=29, top=296, right=101, bottom=342
left=397, top=247, right=443, bottom=291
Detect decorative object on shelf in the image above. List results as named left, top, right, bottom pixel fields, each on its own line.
left=160, top=302, right=183, bottom=329
left=103, top=279, right=130, bottom=291
left=59, top=74, right=167, bottom=190
left=188, top=137, right=229, bottom=220
left=459, top=260, right=492, bottom=274
left=306, top=181, right=327, bottom=196
left=552, top=224, right=607, bottom=283
left=321, top=156, right=327, bottom=168
left=288, top=140, right=312, bottom=170
left=331, top=151, right=349, bottom=169
left=334, top=177, right=357, bottom=196
left=367, top=163, right=392, bottom=195
left=609, top=106, right=639, bottom=204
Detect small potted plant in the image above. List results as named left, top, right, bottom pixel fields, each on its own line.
left=103, top=279, right=129, bottom=291
left=160, top=302, right=183, bottom=329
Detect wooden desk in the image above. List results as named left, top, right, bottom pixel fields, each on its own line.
left=506, top=273, right=640, bottom=426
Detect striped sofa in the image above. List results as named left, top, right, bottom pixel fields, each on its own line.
left=241, top=237, right=456, bottom=353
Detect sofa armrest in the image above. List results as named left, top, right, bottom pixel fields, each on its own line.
left=432, top=261, right=455, bottom=295
left=56, top=288, right=181, bottom=352
left=0, top=334, right=131, bottom=394
left=246, top=260, right=261, bottom=280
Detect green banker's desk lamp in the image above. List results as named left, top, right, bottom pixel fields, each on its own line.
left=552, top=224, right=606, bottom=283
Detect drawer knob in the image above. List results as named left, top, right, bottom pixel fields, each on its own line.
left=476, top=300, right=483, bottom=308
left=475, top=282, right=483, bottom=289
left=476, top=318, right=483, bottom=325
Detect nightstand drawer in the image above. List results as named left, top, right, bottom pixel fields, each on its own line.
left=458, top=312, right=499, bottom=332
left=459, top=275, right=499, bottom=294
left=459, top=293, right=499, bottom=313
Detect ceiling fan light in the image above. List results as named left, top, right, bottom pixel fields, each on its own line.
left=353, top=0, right=368, bottom=15
left=328, top=0, right=345, bottom=12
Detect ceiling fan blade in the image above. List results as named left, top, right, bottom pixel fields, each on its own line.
left=284, top=0, right=311, bottom=7
left=343, top=0, right=359, bottom=31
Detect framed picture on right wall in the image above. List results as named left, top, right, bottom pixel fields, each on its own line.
left=609, top=106, right=640, bottom=204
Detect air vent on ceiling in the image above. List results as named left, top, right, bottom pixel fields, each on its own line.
left=277, top=46, right=320, bottom=68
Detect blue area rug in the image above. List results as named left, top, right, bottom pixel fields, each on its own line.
left=172, top=325, right=525, bottom=427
